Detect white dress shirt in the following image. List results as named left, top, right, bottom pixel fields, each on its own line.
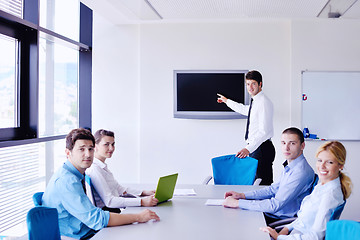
left=226, top=91, right=274, bottom=153
left=86, top=158, right=142, bottom=208
left=278, top=177, right=344, bottom=240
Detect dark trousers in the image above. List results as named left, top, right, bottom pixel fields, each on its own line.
left=249, top=139, right=275, bottom=185
left=81, top=229, right=97, bottom=240
left=263, top=213, right=280, bottom=225
left=102, top=206, right=121, bottom=214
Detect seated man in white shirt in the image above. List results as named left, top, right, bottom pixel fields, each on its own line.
left=86, top=129, right=158, bottom=212
left=223, top=127, right=315, bottom=224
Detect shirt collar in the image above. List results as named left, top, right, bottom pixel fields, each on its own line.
left=94, top=157, right=107, bottom=169
left=63, top=160, right=84, bottom=180
left=283, top=154, right=305, bottom=172
left=252, top=90, right=264, bottom=101
left=316, top=176, right=341, bottom=192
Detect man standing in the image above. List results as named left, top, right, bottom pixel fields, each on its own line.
left=223, top=127, right=315, bottom=224
left=42, top=128, right=159, bottom=239
left=217, top=70, right=275, bottom=185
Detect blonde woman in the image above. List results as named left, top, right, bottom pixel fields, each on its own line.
left=261, top=141, right=352, bottom=240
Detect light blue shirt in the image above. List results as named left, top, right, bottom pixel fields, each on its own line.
left=278, top=177, right=344, bottom=240
left=42, top=160, right=110, bottom=239
left=238, top=154, right=314, bottom=219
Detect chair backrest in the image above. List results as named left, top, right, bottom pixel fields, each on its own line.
left=27, top=207, right=61, bottom=240
left=33, top=192, right=44, bottom=207
left=310, top=174, right=319, bottom=192
left=326, top=220, right=360, bottom=240
left=211, top=155, right=258, bottom=185
left=329, top=200, right=346, bottom=221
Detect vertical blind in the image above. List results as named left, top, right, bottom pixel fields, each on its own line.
left=0, top=0, right=22, bottom=18
left=0, top=144, right=45, bottom=233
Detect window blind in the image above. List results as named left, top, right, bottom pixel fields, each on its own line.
left=0, top=143, right=45, bottom=233
left=0, top=0, right=23, bottom=18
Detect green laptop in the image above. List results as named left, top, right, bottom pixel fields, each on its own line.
left=154, top=173, right=178, bottom=203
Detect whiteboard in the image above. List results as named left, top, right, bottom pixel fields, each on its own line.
left=302, top=71, right=360, bottom=140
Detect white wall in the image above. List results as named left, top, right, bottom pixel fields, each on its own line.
left=290, top=19, right=360, bottom=221
left=92, top=14, right=141, bottom=182
left=138, top=21, right=291, bottom=184
left=91, top=14, right=360, bottom=220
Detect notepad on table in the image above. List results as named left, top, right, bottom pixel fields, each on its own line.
left=173, top=189, right=196, bottom=196
left=205, top=199, right=225, bottom=206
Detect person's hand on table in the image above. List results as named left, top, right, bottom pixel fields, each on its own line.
left=223, top=196, right=239, bottom=208
left=141, top=195, right=158, bottom=207
left=224, top=191, right=245, bottom=199
left=136, top=209, right=160, bottom=223
left=142, top=190, right=156, bottom=196
left=260, top=226, right=279, bottom=239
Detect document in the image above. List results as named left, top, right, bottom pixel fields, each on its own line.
left=173, top=189, right=196, bottom=196
left=205, top=199, right=225, bottom=206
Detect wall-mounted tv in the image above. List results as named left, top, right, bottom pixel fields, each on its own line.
left=174, top=70, right=250, bottom=119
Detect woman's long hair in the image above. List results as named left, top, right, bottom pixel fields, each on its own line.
left=316, top=141, right=352, bottom=200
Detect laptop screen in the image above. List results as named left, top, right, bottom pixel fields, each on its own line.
left=154, top=173, right=178, bottom=203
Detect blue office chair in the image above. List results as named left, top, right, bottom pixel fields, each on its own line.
left=325, top=220, right=360, bottom=240
left=27, top=207, right=61, bottom=240
left=33, top=192, right=44, bottom=207
left=330, top=201, right=346, bottom=221
left=204, top=154, right=259, bottom=185
left=310, top=174, right=319, bottom=192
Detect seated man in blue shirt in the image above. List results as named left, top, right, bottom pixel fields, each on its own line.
left=223, top=127, right=315, bottom=224
left=42, top=128, right=159, bottom=239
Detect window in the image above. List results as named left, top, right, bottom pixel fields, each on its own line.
left=0, top=143, right=45, bottom=233
left=0, top=0, right=23, bottom=18
left=0, top=34, right=19, bottom=129
left=0, top=0, right=38, bottom=141
left=40, top=0, right=79, bottom=41
left=39, top=36, right=79, bottom=137
left=0, top=138, right=66, bottom=235
left=0, top=0, right=92, bottom=236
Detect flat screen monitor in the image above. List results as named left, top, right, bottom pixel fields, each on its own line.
left=174, top=70, right=249, bottom=119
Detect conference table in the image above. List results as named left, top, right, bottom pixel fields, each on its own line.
left=92, top=184, right=270, bottom=240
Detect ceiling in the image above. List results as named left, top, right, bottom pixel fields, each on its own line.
left=83, top=0, right=360, bottom=24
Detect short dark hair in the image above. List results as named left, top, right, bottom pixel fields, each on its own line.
left=66, top=128, right=95, bottom=150
left=94, top=129, right=115, bottom=144
left=245, top=70, right=262, bottom=85
left=282, top=127, right=304, bottom=143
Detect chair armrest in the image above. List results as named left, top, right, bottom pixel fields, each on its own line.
left=202, top=175, right=213, bottom=185
left=253, top=178, right=262, bottom=186
left=268, top=217, right=297, bottom=229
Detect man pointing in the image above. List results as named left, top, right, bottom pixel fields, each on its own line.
left=217, top=70, right=275, bottom=185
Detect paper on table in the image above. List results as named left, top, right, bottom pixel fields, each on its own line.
left=205, top=199, right=225, bottom=206
left=173, top=189, right=196, bottom=196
